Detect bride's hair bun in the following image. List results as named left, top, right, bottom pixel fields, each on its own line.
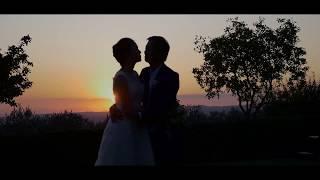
left=112, top=38, right=136, bottom=66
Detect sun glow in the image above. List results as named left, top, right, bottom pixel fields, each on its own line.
left=93, top=81, right=115, bottom=103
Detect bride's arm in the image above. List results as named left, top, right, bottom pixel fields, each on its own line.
left=113, top=75, right=138, bottom=120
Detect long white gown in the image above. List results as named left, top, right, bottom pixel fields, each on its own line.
left=95, top=70, right=154, bottom=166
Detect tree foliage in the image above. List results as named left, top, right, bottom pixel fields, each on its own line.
left=0, top=35, right=33, bottom=106
left=193, top=17, right=308, bottom=118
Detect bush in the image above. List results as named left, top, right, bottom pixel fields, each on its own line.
left=0, top=107, right=99, bottom=136
left=263, top=77, right=320, bottom=133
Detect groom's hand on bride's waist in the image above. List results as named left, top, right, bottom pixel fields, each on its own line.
left=109, top=104, right=123, bottom=122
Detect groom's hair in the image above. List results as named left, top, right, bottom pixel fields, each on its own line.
left=112, top=38, right=136, bottom=66
left=147, top=36, right=170, bottom=62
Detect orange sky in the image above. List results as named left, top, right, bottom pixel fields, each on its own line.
left=0, top=15, right=319, bottom=114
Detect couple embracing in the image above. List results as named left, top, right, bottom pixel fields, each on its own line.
left=95, top=36, right=180, bottom=166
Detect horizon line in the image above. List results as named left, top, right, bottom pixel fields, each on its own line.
left=16, top=94, right=233, bottom=100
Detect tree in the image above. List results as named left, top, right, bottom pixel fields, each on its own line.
left=0, top=35, right=33, bottom=106
left=193, top=17, right=308, bottom=119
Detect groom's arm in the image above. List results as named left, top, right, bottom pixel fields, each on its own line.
left=166, top=71, right=179, bottom=106
left=161, top=71, right=179, bottom=115
left=172, top=72, right=179, bottom=98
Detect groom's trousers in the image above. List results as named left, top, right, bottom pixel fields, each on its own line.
left=148, top=125, right=174, bottom=166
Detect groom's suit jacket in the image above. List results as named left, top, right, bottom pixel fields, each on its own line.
left=139, top=64, right=179, bottom=126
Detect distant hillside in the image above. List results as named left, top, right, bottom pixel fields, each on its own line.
left=0, top=105, right=240, bottom=122
left=186, top=105, right=239, bottom=115
left=73, top=106, right=239, bottom=122
left=76, top=112, right=108, bottom=122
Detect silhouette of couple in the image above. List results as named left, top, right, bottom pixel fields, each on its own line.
left=95, top=36, right=180, bottom=166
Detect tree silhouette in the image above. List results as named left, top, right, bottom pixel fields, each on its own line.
left=0, top=35, right=33, bottom=106
left=193, top=17, right=308, bottom=119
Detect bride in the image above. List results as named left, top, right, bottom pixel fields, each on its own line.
left=95, top=38, right=154, bottom=166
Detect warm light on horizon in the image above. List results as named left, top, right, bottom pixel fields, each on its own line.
left=92, top=82, right=115, bottom=104
left=0, top=15, right=319, bottom=115
left=0, top=97, right=114, bottom=116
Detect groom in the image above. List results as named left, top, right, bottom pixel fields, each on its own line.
left=110, top=36, right=180, bottom=165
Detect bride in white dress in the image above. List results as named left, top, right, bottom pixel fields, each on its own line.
left=95, top=38, right=154, bottom=166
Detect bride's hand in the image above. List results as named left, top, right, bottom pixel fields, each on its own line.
left=109, top=104, right=123, bottom=122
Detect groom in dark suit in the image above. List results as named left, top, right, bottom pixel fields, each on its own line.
left=110, top=36, right=180, bottom=165
left=140, top=36, right=180, bottom=165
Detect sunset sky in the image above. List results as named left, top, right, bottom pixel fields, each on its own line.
left=0, top=15, right=319, bottom=115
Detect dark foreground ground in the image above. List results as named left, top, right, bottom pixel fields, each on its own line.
left=1, top=124, right=319, bottom=166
